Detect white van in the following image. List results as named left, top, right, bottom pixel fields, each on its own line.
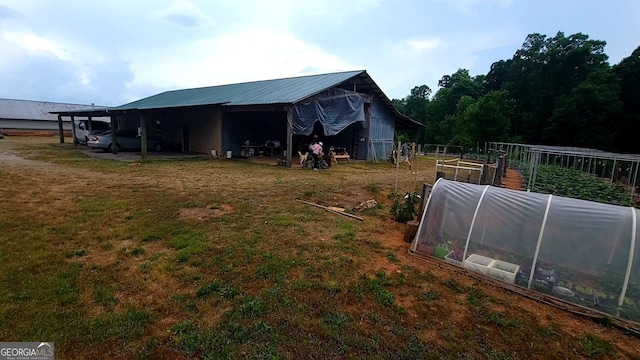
left=74, top=119, right=111, bottom=144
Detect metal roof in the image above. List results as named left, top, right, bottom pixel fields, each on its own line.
left=50, top=70, right=423, bottom=129
left=0, top=98, right=103, bottom=121
left=111, top=70, right=367, bottom=111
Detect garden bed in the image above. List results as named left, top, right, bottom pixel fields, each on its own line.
left=521, top=164, right=632, bottom=206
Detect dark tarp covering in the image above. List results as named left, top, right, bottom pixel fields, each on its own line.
left=290, top=88, right=372, bottom=136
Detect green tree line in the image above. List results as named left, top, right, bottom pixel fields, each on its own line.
left=394, top=32, right=640, bottom=153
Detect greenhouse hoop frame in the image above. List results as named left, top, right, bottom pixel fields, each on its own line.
left=410, top=177, right=640, bottom=318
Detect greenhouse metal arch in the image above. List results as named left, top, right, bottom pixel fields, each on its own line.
left=410, top=178, right=640, bottom=323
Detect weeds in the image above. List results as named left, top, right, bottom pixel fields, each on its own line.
left=196, top=281, right=222, bottom=298
left=386, top=251, right=400, bottom=263
left=130, top=247, right=145, bottom=256
left=419, top=290, right=440, bottom=301
left=65, top=249, right=88, bottom=258
left=442, top=278, right=466, bottom=293
left=235, top=297, right=268, bottom=318
left=579, top=333, right=615, bottom=357
left=323, top=312, right=352, bottom=327
left=366, top=182, right=380, bottom=194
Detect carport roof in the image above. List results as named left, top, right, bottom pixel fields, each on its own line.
left=0, top=98, right=107, bottom=120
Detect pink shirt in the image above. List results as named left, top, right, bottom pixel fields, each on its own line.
left=311, top=143, right=323, bottom=155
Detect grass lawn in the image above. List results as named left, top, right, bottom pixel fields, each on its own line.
left=1, top=136, right=639, bottom=359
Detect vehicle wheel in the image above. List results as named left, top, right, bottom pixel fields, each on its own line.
left=153, top=143, right=163, bottom=152
left=107, top=143, right=120, bottom=152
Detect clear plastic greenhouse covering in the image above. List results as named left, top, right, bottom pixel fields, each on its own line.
left=290, top=88, right=372, bottom=136
left=410, top=178, right=640, bottom=323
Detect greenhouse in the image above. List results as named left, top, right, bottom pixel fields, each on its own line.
left=410, top=178, right=640, bottom=323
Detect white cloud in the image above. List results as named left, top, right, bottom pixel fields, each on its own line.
left=4, top=32, right=65, bottom=59
left=407, top=39, right=443, bottom=53
left=127, top=30, right=358, bottom=94
left=156, top=0, right=213, bottom=28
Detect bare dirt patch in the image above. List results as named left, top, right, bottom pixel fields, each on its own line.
left=178, top=204, right=234, bottom=220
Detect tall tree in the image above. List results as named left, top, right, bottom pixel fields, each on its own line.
left=427, top=69, right=481, bottom=143
left=613, top=46, right=640, bottom=153
left=404, top=85, right=431, bottom=123
left=460, top=90, right=515, bottom=146
left=544, top=69, right=621, bottom=149
left=400, top=31, right=636, bottom=152
left=504, top=32, right=608, bottom=143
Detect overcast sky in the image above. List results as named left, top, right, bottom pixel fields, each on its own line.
left=0, top=0, right=638, bottom=106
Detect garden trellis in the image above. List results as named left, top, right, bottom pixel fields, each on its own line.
left=487, top=142, right=640, bottom=205
left=431, top=144, right=505, bottom=186
left=410, top=178, right=640, bottom=323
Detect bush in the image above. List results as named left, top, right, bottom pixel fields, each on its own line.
left=390, top=191, right=420, bottom=223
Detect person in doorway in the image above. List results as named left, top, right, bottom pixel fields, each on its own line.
left=308, top=134, right=319, bottom=150
left=311, top=141, right=323, bottom=170
left=400, top=142, right=412, bottom=170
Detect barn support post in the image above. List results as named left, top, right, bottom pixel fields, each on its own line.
left=619, top=207, right=637, bottom=307
left=528, top=195, right=553, bottom=289
left=140, top=113, right=148, bottom=160
left=110, top=115, right=117, bottom=155
left=88, top=116, right=93, bottom=135
left=57, top=114, right=65, bottom=143
left=462, top=185, right=490, bottom=262
left=70, top=115, right=77, bottom=146
left=286, top=109, right=293, bottom=168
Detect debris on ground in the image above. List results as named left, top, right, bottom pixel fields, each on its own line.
left=355, top=199, right=377, bottom=211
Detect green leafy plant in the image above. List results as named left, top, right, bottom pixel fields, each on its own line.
left=390, top=191, right=420, bottom=223
left=521, top=164, right=631, bottom=206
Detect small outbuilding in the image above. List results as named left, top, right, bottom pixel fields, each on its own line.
left=0, top=98, right=103, bottom=137
left=52, top=70, right=422, bottom=165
